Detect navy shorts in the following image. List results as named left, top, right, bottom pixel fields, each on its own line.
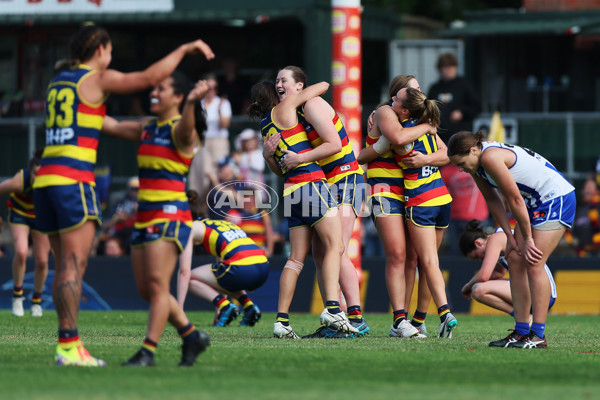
left=33, top=183, right=101, bottom=234
left=329, top=173, right=365, bottom=216
left=131, top=220, right=192, bottom=254
left=7, top=208, right=39, bottom=231
left=212, top=261, right=270, bottom=292
left=284, top=181, right=336, bottom=229
left=370, top=195, right=405, bottom=222
left=405, top=203, right=451, bottom=228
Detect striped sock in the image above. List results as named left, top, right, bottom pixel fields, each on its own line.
left=13, top=286, right=23, bottom=298
left=325, top=301, right=341, bottom=314
left=213, top=295, right=231, bottom=310
left=276, top=313, right=290, bottom=326
left=58, top=329, right=79, bottom=350
left=393, top=310, right=407, bottom=328
left=411, top=310, right=427, bottom=328
left=238, top=294, right=255, bottom=310
left=437, top=304, right=451, bottom=323
left=177, top=323, right=199, bottom=344
left=347, top=305, right=363, bottom=322
left=530, top=322, right=546, bottom=338
left=141, top=337, right=157, bottom=356
left=32, top=292, right=42, bottom=305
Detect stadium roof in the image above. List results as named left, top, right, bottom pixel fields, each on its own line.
left=0, top=0, right=401, bottom=40
left=435, top=9, right=600, bottom=37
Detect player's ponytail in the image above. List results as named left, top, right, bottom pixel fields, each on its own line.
left=458, top=219, right=488, bottom=256
left=248, top=81, right=278, bottom=118
left=402, top=88, right=441, bottom=128
left=67, top=23, right=111, bottom=67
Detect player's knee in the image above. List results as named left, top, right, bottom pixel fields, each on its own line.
left=471, top=284, right=486, bottom=301
left=14, top=248, right=28, bottom=263
left=283, top=258, right=304, bottom=275
left=385, top=248, right=406, bottom=267
left=34, top=260, right=49, bottom=272
left=337, top=243, right=345, bottom=257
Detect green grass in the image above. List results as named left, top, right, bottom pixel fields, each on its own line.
left=1, top=311, right=599, bottom=400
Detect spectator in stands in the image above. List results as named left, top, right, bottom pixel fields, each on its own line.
left=101, top=176, right=139, bottom=252
left=188, top=73, right=232, bottom=198
left=103, top=236, right=125, bottom=257
left=428, top=53, right=479, bottom=145
left=233, top=128, right=265, bottom=186
left=430, top=53, right=484, bottom=255
left=567, top=175, right=600, bottom=256
left=205, top=155, right=244, bottom=220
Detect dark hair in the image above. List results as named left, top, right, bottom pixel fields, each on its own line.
left=447, top=130, right=486, bottom=157
left=376, top=74, right=416, bottom=109
left=105, top=236, right=124, bottom=251
left=459, top=219, right=489, bottom=256
left=186, top=189, right=207, bottom=220
left=280, top=65, right=307, bottom=89
left=170, top=70, right=192, bottom=99
left=247, top=81, right=279, bottom=118
left=29, top=148, right=44, bottom=170
left=437, top=53, right=458, bottom=70
left=55, top=23, right=111, bottom=71
left=399, top=87, right=441, bottom=127
left=168, top=71, right=207, bottom=137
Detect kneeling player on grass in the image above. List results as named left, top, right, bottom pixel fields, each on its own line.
left=177, top=190, right=269, bottom=327
left=459, top=220, right=557, bottom=347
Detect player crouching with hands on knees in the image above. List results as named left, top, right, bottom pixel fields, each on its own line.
left=459, top=219, right=557, bottom=329
left=178, top=190, right=269, bottom=327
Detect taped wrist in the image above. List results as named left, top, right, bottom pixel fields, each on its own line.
left=372, top=135, right=391, bottom=154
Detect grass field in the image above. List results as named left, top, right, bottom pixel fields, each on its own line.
left=1, top=311, right=599, bottom=400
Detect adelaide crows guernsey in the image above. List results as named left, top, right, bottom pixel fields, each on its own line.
left=299, top=110, right=363, bottom=184
left=135, top=116, right=195, bottom=228
left=7, top=168, right=35, bottom=219
left=395, top=119, right=452, bottom=208
left=260, top=109, right=325, bottom=196
left=35, top=65, right=107, bottom=188
left=200, top=218, right=268, bottom=266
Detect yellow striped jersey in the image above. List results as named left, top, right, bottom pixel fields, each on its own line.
left=299, top=110, right=364, bottom=184
left=200, top=218, right=268, bottom=266
left=394, top=119, right=452, bottom=207
left=260, top=109, right=325, bottom=196
left=34, top=65, right=106, bottom=188
left=6, top=168, right=35, bottom=219
left=135, top=116, right=195, bottom=228
left=365, top=128, right=404, bottom=202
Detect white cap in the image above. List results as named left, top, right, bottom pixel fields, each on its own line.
left=235, top=128, right=260, bottom=151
